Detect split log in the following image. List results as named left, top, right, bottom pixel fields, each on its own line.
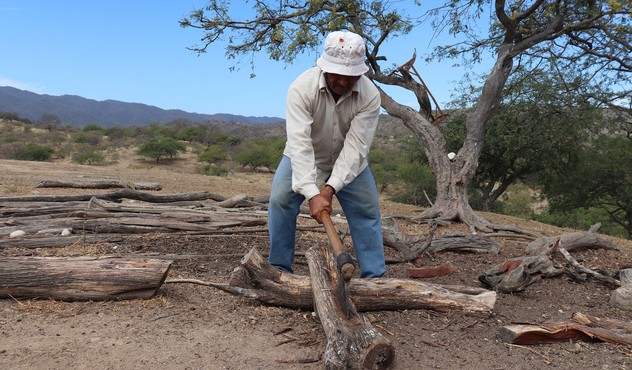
left=499, top=312, right=632, bottom=346
left=0, top=256, right=171, bottom=301
left=307, top=246, right=394, bottom=369
left=226, top=248, right=496, bottom=316
left=36, top=179, right=162, bottom=190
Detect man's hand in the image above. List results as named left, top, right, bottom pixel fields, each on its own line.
left=308, top=185, right=335, bottom=223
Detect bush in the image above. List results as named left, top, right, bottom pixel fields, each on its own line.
left=13, top=144, right=55, bottom=161
left=533, top=207, right=627, bottom=238
left=201, top=164, right=229, bottom=176
left=73, top=149, right=105, bottom=165
left=390, top=163, right=437, bottom=206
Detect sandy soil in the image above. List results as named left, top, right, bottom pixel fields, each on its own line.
left=1, top=155, right=631, bottom=370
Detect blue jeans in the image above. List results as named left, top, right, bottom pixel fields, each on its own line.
left=268, top=156, right=386, bottom=278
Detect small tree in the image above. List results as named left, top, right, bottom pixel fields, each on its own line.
left=137, top=137, right=187, bottom=163
left=37, top=114, right=61, bottom=132
left=198, top=144, right=227, bottom=165
left=234, top=137, right=284, bottom=172
left=542, top=133, right=632, bottom=239
left=176, top=127, right=200, bottom=143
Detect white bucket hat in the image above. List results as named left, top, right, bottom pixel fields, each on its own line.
left=316, top=31, right=369, bottom=76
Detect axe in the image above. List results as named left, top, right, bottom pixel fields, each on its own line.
left=320, top=210, right=355, bottom=316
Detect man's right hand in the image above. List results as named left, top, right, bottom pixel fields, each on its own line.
left=308, top=191, right=333, bottom=223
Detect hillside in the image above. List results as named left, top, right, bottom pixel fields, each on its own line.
left=0, top=86, right=284, bottom=127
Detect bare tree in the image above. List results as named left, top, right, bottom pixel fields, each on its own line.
left=180, top=0, right=631, bottom=233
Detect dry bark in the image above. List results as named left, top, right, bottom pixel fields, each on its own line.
left=499, top=312, right=632, bottom=346
left=0, top=256, right=171, bottom=301
left=307, top=246, right=394, bottom=369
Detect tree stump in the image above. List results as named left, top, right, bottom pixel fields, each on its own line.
left=307, top=246, right=394, bottom=370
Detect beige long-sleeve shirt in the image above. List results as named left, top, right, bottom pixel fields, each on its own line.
left=283, top=66, right=381, bottom=200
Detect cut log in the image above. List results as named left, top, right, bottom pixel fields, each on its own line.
left=499, top=312, right=632, bottom=346
left=307, top=246, right=394, bottom=369
left=0, top=256, right=171, bottom=301
left=226, top=248, right=495, bottom=316
left=36, top=179, right=162, bottom=190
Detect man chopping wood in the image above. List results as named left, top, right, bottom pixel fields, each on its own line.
left=268, top=30, right=386, bottom=278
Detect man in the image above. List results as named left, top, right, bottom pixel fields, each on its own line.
left=267, top=30, right=386, bottom=278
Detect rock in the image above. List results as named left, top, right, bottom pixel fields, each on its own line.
left=9, top=230, right=26, bottom=238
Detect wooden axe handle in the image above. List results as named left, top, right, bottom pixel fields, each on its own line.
left=320, top=210, right=355, bottom=281
left=321, top=210, right=345, bottom=256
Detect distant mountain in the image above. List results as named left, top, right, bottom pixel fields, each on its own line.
left=0, top=86, right=283, bottom=127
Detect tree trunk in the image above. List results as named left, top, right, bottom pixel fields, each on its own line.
left=0, top=256, right=171, bottom=301
left=226, top=248, right=496, bottom=316
left=307, top=246, right=395, bottom=370
left=375, top=45, right=515, bottom=234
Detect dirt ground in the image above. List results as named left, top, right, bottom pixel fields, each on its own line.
left=1, top=155, right=631, bottom=370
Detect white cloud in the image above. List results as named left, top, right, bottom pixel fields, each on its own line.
left=0, top=77, right=46, bottom=93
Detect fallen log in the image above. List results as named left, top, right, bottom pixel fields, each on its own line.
left=225, top=248, right=495, bottom=316
left=0, top=256, right=171, bottom=301
left=0, top=189, right=225, bottom=204
left=499, top=312, right=632, bottom=346
left=36, top=179, right=162, bottom=190
left=557, top=246, right=620, bottom=288
left=381, top=217, right=500, bottom=261
left=525, top=224, right=619, bottom=255
left=307, top=246, right=394, bottom=369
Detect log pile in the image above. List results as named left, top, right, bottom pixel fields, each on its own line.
left=0, top=190, right=269, bottom=249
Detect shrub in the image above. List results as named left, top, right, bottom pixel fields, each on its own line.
left=13, top=144, right=55, bottom=161
left=73, top=149, right=105, bottom=165
left=201, top=164, right=229, bottom=176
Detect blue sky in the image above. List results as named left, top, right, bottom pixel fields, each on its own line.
left=0, top=1, right=493, bottom=119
